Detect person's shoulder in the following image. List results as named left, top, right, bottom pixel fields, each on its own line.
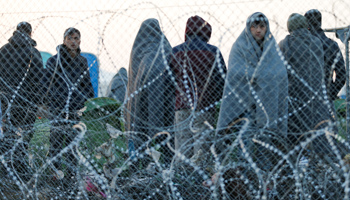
left=31, top=47, right=42, bottom=56
left=46, top=54, right=58, bottom=64
left=309, top=33, right=322, bottom=45
left=205, top=43, right=221, bottom=52
left=48, top=53, right=58, bottom=59
left=314, top=31, right=336, bottom=45
left=78, top=54, right=88, bottom=63
left=323, top=36, right=341, bottom=49
left=280, top=34, right=291, bottom=42
left=172, top=43, right=185, bottom=53
left=275, top=35, right=288, bottom=49
left=0, top=42, right=12, bottom=51
left=76, top=54, right=89, bottom=68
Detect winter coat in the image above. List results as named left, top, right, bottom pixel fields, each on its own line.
left=42, top=44, right=95, bottom=119
left=279, top=28, right=332, bottom=133
left=312, top=30, right=345, bottom=101
left=305, top=9, right=346, bottom=100
left=216, top=12, right=288, bottom=134
left=106, top=67, right=128, bottom=103
left=126, top=18, right=175, bottom=137
left=170, top=15, right=226, bottom=112
left=0, top=31, right=44, bottom=108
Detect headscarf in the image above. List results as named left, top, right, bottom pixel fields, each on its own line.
left=126, top=18, right=174, bottom=136
left=106, top=67, right=128, bottom=103
left=217, top=12, right=288, bottom=134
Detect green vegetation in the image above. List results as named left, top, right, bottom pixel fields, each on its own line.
left=29, top=97, right=127, bottom=172
left=334, top=98, right=347, bottom=139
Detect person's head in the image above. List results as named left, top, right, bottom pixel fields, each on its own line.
left=63, top=27, right=81, bottom=51
left=304, top=9, right=322, bottom=31
left=287, top=13, right=308, bottom=33
left=247, top=13, right=268, bottom=43
left=250, top=20, right=267, bottom=42
left=139, top=18, right=162, bottom=39
left=16, top=21, right=32, bottom=37
left=185, top=15, right=212, bottom=42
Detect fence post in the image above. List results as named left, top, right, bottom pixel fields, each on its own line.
left=346, top=32, right=350, bottom=141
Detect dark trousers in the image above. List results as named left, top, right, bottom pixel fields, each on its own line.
left=49, top=124, right=78, bottom=178
left=0, top=105, right=37, bottom=180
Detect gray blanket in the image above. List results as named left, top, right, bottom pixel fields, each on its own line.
left=217, top=12, right=288, bottom=134
left=126, top=18, right=174, bottom=139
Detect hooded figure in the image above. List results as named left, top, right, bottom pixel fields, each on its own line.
left=279, top=13, right=331, bottom=134
left=106, top=67, right=128, bottom=103
left=0, top=22, right=44, bottom=180
left=217, top=12, right=288, bottom=135
left=126, top=19, right=174, bottom=155
left=170, top=15, right=226, bottom=161
left=305, top=9, right=346, bottom=101
left=0, top=23, right=44, bottom=129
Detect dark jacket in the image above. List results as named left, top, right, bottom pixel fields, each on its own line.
left=305, top=9, right=346, bottom=101
left=42, top=44, right=95, bottom=119
left=0, top=31, right=44, bottom=108
left=170, top=15, right=226, bottom=111
left=312, top=29, right=346, bottom=101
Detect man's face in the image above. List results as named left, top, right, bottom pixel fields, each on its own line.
left=64, top=32, right=81, bottom=51
left=250, top=21, right=267, bottom=41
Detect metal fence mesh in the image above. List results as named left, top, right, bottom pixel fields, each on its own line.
left=0, top=0, right=350, bottom=199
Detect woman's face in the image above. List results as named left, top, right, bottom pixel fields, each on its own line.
left=250, top=21, right=267, bottom=42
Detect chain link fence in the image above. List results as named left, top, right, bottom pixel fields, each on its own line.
left=0, top=0, right=349, bottom=199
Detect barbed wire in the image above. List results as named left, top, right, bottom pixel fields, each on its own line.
left=0, top=1, right=349, bottom=199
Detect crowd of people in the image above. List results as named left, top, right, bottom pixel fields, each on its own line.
left=125, top=9, right=346, bottom=167
left=0, top=9, right=346, bottom=189
left=0, top=25, right=95, bottom=182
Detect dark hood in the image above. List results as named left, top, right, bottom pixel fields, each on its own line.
left=304, top=9, right=322, bottom=33
left=287, top=13, right=308, bottom=33
left=185, top=15, right=212, bottom=42
left=8, top=30, right=37, bottom=48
